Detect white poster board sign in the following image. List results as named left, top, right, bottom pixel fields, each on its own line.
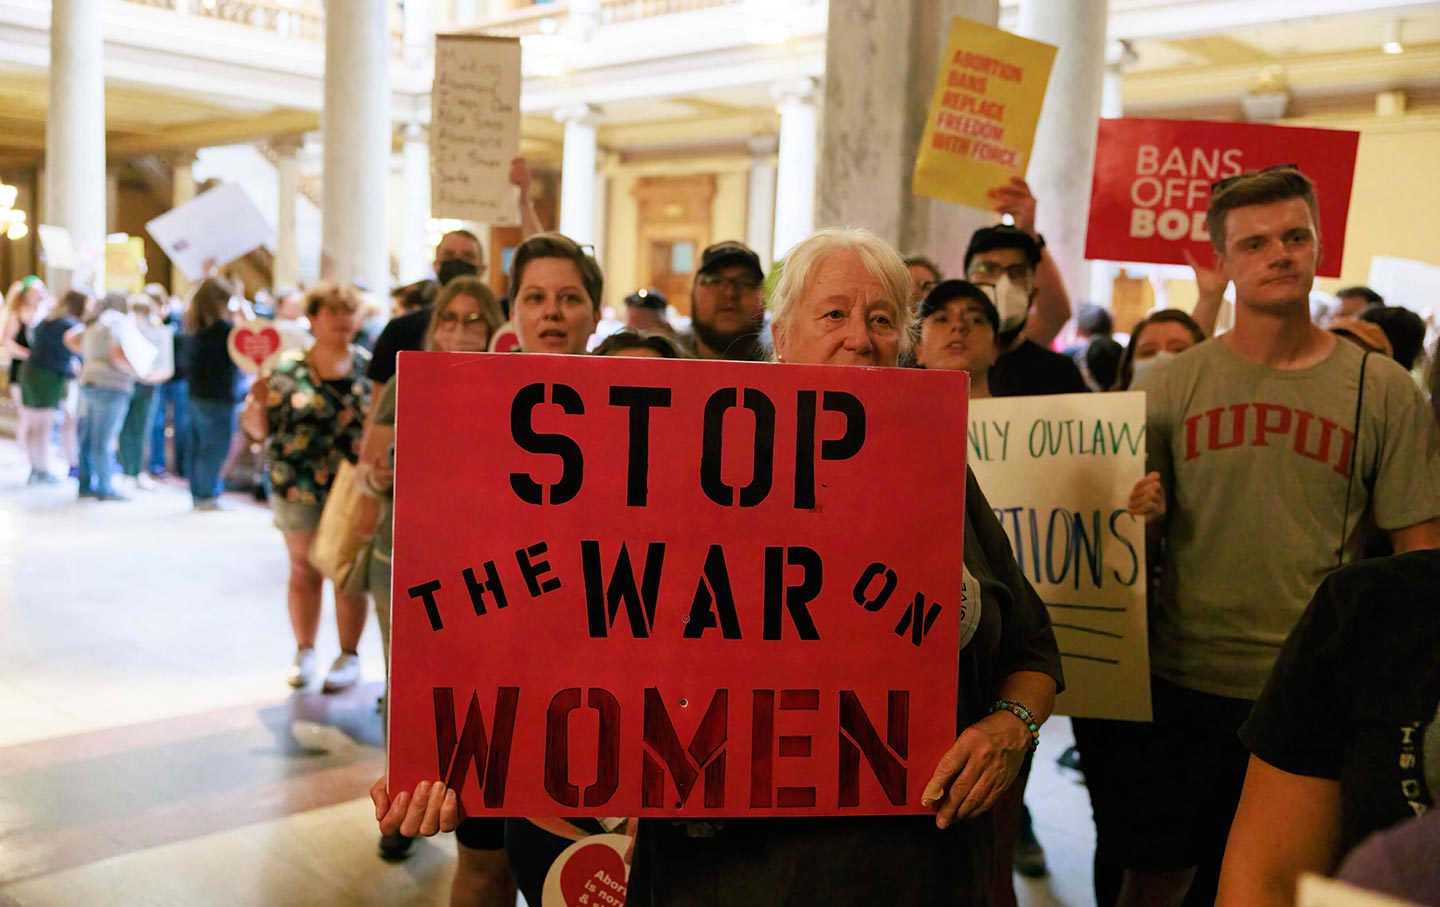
left=431, top=33, right=522, bottom=225
left=37, top=224, right=78, bottom=271
left=1298, top=874, right=1423, bottom=907
left=969, top=392, right=1152, bottom=720
left=145, top=182, right=275, bottom=282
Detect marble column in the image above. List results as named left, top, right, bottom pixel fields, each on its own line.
left=1090, top=39, right=1133, bottom=307
left=814, top=0, right=998, bottom=277
left=403, top=0, right=433, bottom=67
left=272, top=135, right=303, bottom=290
left=1016, top=0, right=1109, bottom=303
left=557, top=104, right=602, bottom=245
left=398, top=122, right=432, bottom=283
left=771, top=78, right=819, bottom=261
left=170, top=152, right=197, bottom=297
left=45, top=0, right=106, bottom=292
left=568, top=0, right=602, bottom=41
left=321, top=0, right=392, bottom=294
left=453, top=0, right=480, bottom=25
left=746, top=135, right=778, bottom=264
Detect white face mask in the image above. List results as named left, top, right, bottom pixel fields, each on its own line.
left=1130, top=349, right=1179, bottom=384
left=978, top=274, right=1030, bottom=339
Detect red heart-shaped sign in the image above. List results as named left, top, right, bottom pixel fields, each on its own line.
left=231, top=324, right=282, bottom=373
left=558, top=841, right=627, bottom=907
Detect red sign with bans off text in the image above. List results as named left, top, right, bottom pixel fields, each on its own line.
left=387, top=353, right=968, bottom=818
left=1084, top=117, right=1360, bottom=277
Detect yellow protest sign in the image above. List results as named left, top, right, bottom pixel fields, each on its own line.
left=912, top=18, right=1057, bottom=210
left=105, top=236, right=147, bottom=294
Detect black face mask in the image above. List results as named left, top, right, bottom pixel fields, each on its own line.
left=436, top=258, right=479, bottom=287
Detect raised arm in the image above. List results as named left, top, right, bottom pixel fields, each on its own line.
left=511, top=157, right=543, bottom=240
left=988, top=177, right=1072, bottom=346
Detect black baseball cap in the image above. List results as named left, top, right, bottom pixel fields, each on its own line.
left=963, top=225, right=1042, bottom=272
left=917, top=280, right=1000, bottom=333
left=624, top=288, right=668, bottom=311
left=697, top=241, right=764, bottom=283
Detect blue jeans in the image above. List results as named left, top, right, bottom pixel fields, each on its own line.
left=119, top=383, right=161, bottom=478
left=151, top=379, right=190, bottom=476
left=78, top=385, right=134, bottom=497
left=188, top=398, right=238, bottom=503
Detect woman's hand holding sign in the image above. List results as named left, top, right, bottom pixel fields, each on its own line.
left=372, top=775, right=459, bottom=838
left=1128, top=471, right=1166, bottom=523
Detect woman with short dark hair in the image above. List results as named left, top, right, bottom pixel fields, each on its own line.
left=243, top=282, right=372, bottom=693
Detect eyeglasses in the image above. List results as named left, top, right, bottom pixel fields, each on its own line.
left=914, top=279, right=939, bottom=295
left=966, top=261, right=1032, bottom=283
left=697, top=274, right=762, bottom=293
left=437, top=311, right=489, bottom=328
left=1211, top=163, right=1300, bottom=194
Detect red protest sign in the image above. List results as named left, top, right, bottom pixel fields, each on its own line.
left=1084, top=118, right=1359, bottom=277
left=387, top=352, right=968, bottom=818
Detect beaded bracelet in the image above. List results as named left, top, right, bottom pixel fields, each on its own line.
left=990, top=699, right=1040, bottom=753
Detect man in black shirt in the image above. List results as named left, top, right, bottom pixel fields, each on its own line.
left=963, top=225, right=1088, bottom=398
left=367, top=158, right=542, bottom=394
left=366, top=229, right=481, bottom=391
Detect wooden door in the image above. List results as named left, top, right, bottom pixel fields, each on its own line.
left=632, top=175, right=715, bottom=316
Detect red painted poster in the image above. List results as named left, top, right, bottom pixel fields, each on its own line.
left=1084, top=118, right=1360, bottom=277
left=386, top=352, right=968, bottom=818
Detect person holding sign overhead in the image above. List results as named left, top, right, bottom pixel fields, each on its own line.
left=983, top=177, right=1074, bottom=349
left=964, top=221, right=1087, bottom=399
left=371, top=232, right=602, bottom=906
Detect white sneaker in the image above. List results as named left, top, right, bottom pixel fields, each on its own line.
left=135, top=474, right=156, bottom=491
left=287, top=647, right=317, bottom=688
left=322, top=652, right=361, bottom=693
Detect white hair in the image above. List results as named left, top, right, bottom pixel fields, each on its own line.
left=768, top=228, right=914, bottom=360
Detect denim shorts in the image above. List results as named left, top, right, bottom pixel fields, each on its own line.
left=271, top=496, right=323, bottom=533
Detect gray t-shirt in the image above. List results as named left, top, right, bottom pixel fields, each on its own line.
left=1139, top=336, right=1440, bottom=699
left=79, top=312, right=136, bottom=392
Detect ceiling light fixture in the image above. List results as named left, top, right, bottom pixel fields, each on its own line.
left=1383, top=19, right=1404, bottom=55
left=0, top=181, right=27, bottom=241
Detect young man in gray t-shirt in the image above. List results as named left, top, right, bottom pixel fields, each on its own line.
left=1072, top=166, right=1440, bottom=907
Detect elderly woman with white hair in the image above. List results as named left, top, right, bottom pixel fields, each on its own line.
left=623, top=228, right=1064, bottom=906
left=371, top=228, right=1062, bottom=907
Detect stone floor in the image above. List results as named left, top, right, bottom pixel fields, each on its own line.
left=0, top=437, right=1099, bottom=907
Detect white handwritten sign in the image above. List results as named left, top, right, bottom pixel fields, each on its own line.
left=969, top=392, right=1152, bottom=721
left=1299, top=875, right=1423, bottom=907
left=431, top=33, right=522, bottom=225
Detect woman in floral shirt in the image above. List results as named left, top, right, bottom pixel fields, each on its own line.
left=244, top=282, right=371, bottom=694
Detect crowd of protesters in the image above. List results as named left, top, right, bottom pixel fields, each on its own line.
left=5, top=156, right=1440, bottom=907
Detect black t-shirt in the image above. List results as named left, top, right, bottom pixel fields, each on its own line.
left=1240, top=550, right=1440, bottom=856
left=989, top=338, right=1090, bottom=397
left=628, top=471, right=1064, bottom=905
left=367, top=307, right=433, bottom=385
left=187, top=320, right=242, bottom=403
